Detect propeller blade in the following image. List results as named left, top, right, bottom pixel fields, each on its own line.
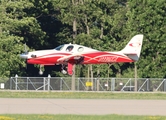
left=24, top=43, right=28, bottom=54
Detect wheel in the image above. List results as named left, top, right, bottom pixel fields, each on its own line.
left=39, top=69, right=43, bottom=75
left=61, top=69, right=67, bottom=74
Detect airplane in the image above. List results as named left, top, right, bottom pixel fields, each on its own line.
left=20, top=34, right=144, bottom=75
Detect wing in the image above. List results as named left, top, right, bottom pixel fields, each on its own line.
left=57, top=53, right=84, bottom=64
left=57, top=53, right=84, bottom=75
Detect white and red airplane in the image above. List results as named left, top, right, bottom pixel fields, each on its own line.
left=20, top=34, right=143, bottom=75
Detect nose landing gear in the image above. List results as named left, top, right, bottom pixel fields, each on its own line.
left=39, top=65, right=44, bottom=75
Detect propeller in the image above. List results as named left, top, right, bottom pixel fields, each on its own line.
left=24, top=43, right=28, bottom=54
left=20, top=43, right=29, bottom=69
left=20, top=43, right=29, bottom=58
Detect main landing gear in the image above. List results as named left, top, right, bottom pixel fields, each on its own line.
left=61, top=57, right=84, bottom=75
left=61, top=64, right=67, bottom=75
left=61, top=63, right=74, bottom=76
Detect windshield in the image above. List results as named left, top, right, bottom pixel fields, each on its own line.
left=54, top=45, right=64, bottom=51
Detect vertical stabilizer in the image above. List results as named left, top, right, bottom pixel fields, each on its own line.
left=121, top=34, right=144, bottom=61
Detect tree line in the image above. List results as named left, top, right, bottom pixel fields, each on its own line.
left=0, top=0, right=166, bottom=78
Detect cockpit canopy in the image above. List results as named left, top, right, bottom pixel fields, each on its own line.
left=66, top=45, right=74, bottom=52
left=54, top=45, right=64, bottom=51
left=55, top=44, right=75, bottom=52
left=54, top=44, right=97, bottom=53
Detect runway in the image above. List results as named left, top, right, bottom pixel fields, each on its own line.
left=0, top=98, right=166, bottom=115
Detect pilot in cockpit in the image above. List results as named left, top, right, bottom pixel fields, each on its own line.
left=66, top=45, right=74, bottom=52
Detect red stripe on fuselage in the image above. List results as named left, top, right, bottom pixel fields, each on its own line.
left=81, top=52, right=134, bottom=64
left=27, top=52, right=71, bottom=65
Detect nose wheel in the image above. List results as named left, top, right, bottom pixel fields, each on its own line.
left=39, top=65, right=44, bottom=75
left=39, top=69, right=43, bottom=75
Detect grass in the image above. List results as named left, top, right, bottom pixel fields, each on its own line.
left=0, top=90, right=166, bottom=99
left=0, top=114, right=166, bottom=120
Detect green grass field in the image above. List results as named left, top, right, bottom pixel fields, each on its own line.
left=0, top=91, right=166, bottom=120
left=0, top=90, right=166, bottom=99
left=0, top=114, right=166, bottom=120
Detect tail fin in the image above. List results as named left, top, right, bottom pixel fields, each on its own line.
left=121, top=34, right=144, bottom=61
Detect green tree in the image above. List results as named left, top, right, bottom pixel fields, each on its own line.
left=0, top=0, right=49, bottom=77
left=125, top=0, right=166, bottom=78
left=1, top=0, right=165, bottom=78
left=0, top=0, right=25, bottom=77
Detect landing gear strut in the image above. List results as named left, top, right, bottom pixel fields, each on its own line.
left=61, top=64, right=67, bottom=75
left=39, top=65, right=44, bottom=75
left=61, top=64, right=74, bottom=75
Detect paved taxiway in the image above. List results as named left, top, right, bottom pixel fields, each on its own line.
left=0, top=98, right=165, bottom=115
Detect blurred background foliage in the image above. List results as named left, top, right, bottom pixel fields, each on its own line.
left=0, top=0, right=165, bottom=78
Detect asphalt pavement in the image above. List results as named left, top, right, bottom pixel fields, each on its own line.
left=0, top=98, right=166, bottom=115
